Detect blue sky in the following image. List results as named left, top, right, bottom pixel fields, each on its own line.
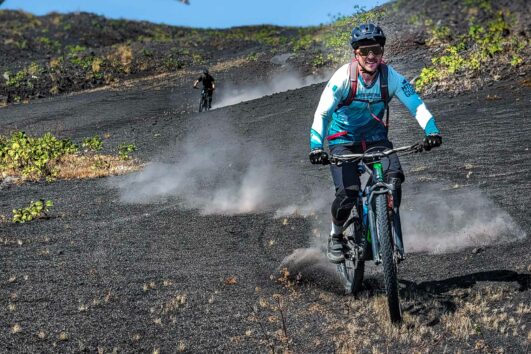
left=1, top=0, right=387, bottom=28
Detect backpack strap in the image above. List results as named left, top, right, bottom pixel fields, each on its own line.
left=379, top=63, right=390, bottom=128
left=336, top=60, right=359, bottom=110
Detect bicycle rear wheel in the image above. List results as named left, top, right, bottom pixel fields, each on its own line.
left=336, top=254, right=364, bottom=295
left=375, top=193, right=402, bottom=323
left=199, top=96, right=206, bottom=112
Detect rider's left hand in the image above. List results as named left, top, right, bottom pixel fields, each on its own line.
left=423, top=134, right=442, bottom=151
left=309, top=149, right=329, bottom=165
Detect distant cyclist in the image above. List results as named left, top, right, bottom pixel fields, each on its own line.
left=309, top=23, right=442, bottom=263
left=193, top=68, right=215, bottom=109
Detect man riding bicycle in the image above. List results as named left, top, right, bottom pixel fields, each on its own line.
left=193, top=68, right=216, bottom=109
left=309, top=23, right=442, bottom=263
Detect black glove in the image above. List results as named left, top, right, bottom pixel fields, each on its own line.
left=309, top=149, right=329, bottom=165
left=423, top=134, right=442, bottom=151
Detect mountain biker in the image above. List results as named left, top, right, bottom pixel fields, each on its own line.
left=309, top=23, right=442, bottom=263
left=193, top=68, right=216, bottom=109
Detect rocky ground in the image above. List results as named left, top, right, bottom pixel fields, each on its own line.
left=1, top=0, right=530, bottom=353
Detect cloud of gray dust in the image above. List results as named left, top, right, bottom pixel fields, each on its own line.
left=279, top=182, right=527, bottom=278
left=111, top=119, right=330, bottom=216
left=214, top=70, right=333, bottom=109
left=401, top=183, right=527, bottom=253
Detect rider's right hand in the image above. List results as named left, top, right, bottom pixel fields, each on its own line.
left=309, top=149, right=329, bottom=165
left=423, top=134, right=442, bottom=151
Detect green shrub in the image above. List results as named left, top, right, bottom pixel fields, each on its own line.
left=416, top=67, right=442, bottom=92
left=82, top=135, right=103, bottom=151
left=292, top=34, right=314, bottom=51
left=0, top=131, right=78, bottom=179
left=12, top=199, right=53, bottom=223
left=118, top=143, right=136, bottom=160
left=4, top=70, right=27, bottom=87
left=312, top=54, right=324, bottom=68
left=415, top=10, right=527, bottom=92
left=4, top=62, right=42, bottom=88
left=246, top=52, right=258, bottom=61
left=510, top=55, right=523, bottom=67
left=36, top=37, right=61, bottom=51
left=463, top=0, right=492, bottom=11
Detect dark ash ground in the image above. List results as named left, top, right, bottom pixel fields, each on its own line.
left=1, top=50, right=530, bottom=353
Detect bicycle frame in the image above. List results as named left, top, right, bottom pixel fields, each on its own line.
left=333, top=144, right=419, bottom=265
left=199, top=89, right=209, bottom=112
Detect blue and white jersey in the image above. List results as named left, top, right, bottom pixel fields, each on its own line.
left=310, top=63, right=440, bottom=150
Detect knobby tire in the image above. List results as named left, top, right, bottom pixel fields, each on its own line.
left=199, top=94, right=208, bottom=112
left=199, top=98, right=203, bottom=112
left=375, top=193, right=402, bottom=323
left=337, top=253, right=364, bottom=295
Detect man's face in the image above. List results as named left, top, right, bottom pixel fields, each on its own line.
left=355, top=44, right=384, bottom=73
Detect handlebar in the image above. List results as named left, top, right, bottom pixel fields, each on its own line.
left=328, top=143, right=424, bottom=165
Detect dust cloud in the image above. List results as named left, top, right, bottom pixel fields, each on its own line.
left=112, top=118, right=525, bottom=257
left=401, top=184, right=527, bottom=253
left=279, top=183, right=527, bottom=276
left=113, top=122, right=281, bottom=214
left=214, top=70, right=332, bottom=109
left=112, top=119, right=328, bottom=215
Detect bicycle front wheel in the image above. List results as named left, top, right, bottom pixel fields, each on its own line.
left=375, top=193, right=402, bottom=323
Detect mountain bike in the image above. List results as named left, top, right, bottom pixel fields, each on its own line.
left=198, top=89, right=210, bottom=112
left=328, top=143, right=425, bottom=323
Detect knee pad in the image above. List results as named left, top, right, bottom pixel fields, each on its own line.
left=332, top=196, right=358, bottom=222
left=387, top=176, right=402, bottom=208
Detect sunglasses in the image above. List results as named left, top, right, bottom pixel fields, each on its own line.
left=357, top=44, right=383, bottom=57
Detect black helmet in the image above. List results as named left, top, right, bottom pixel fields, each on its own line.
left=202, top=68, right=209, bottom=75
left=350, top=23, right=386, bottom=49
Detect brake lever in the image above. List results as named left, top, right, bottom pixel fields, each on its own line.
left=413, top=143, right=424, bottom=153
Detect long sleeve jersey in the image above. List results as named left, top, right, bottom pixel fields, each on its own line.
left=310, top=63, right=440, bottom=150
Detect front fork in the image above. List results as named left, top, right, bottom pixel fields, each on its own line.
left=367, top=202, right=381, bottom=264
left=365, top=163, right=405, bottom=264
left=366, top=192, right=405, bottom=264
left=392, top=206, right=405, bottom=260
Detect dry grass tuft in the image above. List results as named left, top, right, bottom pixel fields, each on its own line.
left=51, top=154, right=142, bottom=180
left=11, top=324, right=22, bottom=334
left=211, top=57, right=252, bottom=72
left=58, top=331, right=69, bottom=341
left=163, top=293, right=187, bottom=313
left=225, top=276, right=238, bottom=285
left=1, top=153, right=142, bottom=184
left=177, top=340, right=186, bottom=352
left=245, top=282, right=528, bottom=353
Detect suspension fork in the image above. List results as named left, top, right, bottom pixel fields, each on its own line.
left=392, top=208, right=405, bottom=259
left=367, top=162, right=385, bottom=264
left=389, top=179, right=405, bottom=259
left=367, top=197, right=380, bottom=264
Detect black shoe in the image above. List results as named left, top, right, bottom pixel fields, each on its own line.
left=327, top=234, right=345, bottom=263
